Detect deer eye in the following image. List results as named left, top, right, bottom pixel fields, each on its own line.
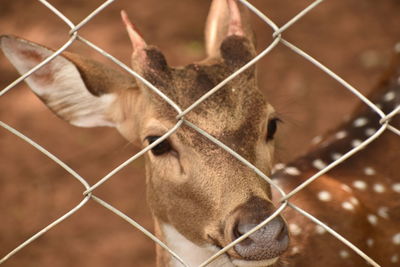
left=266, top=118, right=281, bottom=141
left=146, top=136, right=172, bottom=156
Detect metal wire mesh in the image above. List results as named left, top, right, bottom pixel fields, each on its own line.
left=0, top=0, right=399, bottom=266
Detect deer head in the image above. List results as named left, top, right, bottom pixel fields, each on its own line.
left=0, top=0, right=289, bottom=266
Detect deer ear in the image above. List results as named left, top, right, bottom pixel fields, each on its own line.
left=121, top=11, right=171, bottom=89
left=205, top=0, right=255, bottom=59
left=0, top=35, right=136, bottom=128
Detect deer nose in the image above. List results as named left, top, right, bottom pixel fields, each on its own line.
left=230, top=200, right=289, bottom=261
left=232, top=215, right=289, bottom=260
left=231, top=213, right=289, bottom=261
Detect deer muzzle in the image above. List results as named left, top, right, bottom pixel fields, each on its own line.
left=226, top=196, right=289, bottom=264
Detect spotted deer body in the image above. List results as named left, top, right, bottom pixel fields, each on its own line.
left=1, top=1, right=290, bottom=266
left=274, top=51, right=400, bottom=266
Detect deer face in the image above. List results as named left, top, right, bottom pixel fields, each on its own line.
left=0, top=0, right=289, bottom=266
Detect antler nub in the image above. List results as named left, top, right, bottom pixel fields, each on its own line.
left=121, top=10, right=146, bottom=51
left=227, top=0, right=244, bottom=36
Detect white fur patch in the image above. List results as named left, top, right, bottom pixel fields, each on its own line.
left=162, top=224, right=233, bottom=267
left=232, top=257, right=279, bottom=267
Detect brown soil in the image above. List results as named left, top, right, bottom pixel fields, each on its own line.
left=1, top=0, right=400, bottom=266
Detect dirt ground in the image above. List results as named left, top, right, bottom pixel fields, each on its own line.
left=1, top=0, right=400, bottom=266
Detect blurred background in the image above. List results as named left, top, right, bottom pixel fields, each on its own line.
left=1, top=0, right=400, bottom=266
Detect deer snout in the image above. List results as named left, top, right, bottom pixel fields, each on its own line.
left=226, top=197, right=289, bottom=262
left=232, top=215, right=289, bottom=261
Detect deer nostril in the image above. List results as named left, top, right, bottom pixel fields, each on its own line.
left=233, top=222, right=255, bottom=246
left=233, top=222, right=242, bottom=239
left=276, top=221, right=288, bottom=242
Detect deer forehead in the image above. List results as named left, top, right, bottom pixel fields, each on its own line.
left=139, top=54, right=264, bottom=110
left=131, top=63, right=271, bottom=135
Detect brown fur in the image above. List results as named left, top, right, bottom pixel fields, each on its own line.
left=63, top=52, right=137, bottom=96
left=274, top=51, right=400, bottom=266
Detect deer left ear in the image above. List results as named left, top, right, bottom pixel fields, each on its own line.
left=0, top=35, right=136, bottom=128
left=121, top=11, right=172, bottom=89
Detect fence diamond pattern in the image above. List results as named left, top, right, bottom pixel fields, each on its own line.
left=1, top=0, right=399, bottom=266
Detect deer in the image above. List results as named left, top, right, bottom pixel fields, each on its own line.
left=272, top=46, right=400, bottom=266
left=1, top=0, right=291, bottom=266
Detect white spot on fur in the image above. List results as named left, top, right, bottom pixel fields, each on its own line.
left=366, top=238, right=374, bottom=247
left=335, top=131, right=347, bottom=139
left=339, top=250, right=349, bottom=259
left=332, top=153, right=342, bottom=161
left=290, top=246, right=300, bottom=255
left=349, top=197, right=359, bottom=205
left=315, top=225, right=326, bottom=234
left=285, top=167, right=300, bottom=176
left=383, top=91, right=395, bottom=102
left=289, top=224, right=302, bottom=236
left=342, top=202, right=354, bottom=211
left=364, top=167, right=376, bottom=176
left=373, top=183, right=385, bottom=193
left=393, top=233, right=400, bottom=245
left=391, top=254, right=399, bottom=263
left=395, top=42, right=400, bottom=53
left=353, top=180, right=367, bottom=190
left=377, top=207, right=389, bottom=219
left=353, top=117, right=368, bottom=127
left=392, top=183, right=400, bottom=193
left=273, top=163, right=285, bottom=172
left=365, top=128, right=376, bottom=136
left=351, top=139, right=362, bottom=148
left=367, top=214, right=378, bottom=225
left=312, top=159, right=327, bottom=170
left=311, top=135, right=323, bottom=144
left=318, top=191, right=332, bottom=202
left=341, top=184, right=352, bottom=193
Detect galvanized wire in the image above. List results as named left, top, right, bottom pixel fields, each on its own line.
left=288, top=203, right=381, bottom=267
left=280, top=122, right=388, bottom=201
left=91, top=196, right=189, bottom=266
left=1, top=0, right=399, bottom=266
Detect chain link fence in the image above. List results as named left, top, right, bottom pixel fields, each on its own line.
left=1, top=0, right=399, bottom=266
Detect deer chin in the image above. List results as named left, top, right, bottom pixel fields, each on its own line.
left=162, top=223, right=233, bottom=266
left=232, top=257, right=279, bottom=267
left=162, top=223, right=280, bottom=267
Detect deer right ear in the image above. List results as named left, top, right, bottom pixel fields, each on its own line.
left=204, top=0, right=255, bottom=59
left=0, top=35, right=136, bottom=128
